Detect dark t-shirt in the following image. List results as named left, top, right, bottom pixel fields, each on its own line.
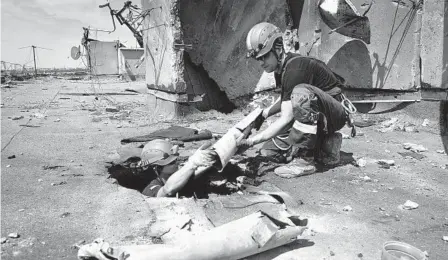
left=277, top=53, right=344, bottom=101
left=141, top=163, right=208, bottom=198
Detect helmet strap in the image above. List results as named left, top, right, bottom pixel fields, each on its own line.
left=275, top=48, right=285, bottom=73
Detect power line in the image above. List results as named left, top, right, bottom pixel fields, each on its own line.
left=18, top=45, right=52, bottom=76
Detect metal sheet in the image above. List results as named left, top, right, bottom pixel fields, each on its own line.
left=318, top=0, right=371, bottom=43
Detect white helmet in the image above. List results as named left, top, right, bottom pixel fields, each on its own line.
left=246, top=22, right=283, bottom=59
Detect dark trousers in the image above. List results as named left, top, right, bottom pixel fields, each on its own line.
left=260, top=84, right=347, bottom=162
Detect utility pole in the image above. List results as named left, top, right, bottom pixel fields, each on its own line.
left=32, top=46, right=37, bottom=76
left=19, top=45, right=52, bottom=77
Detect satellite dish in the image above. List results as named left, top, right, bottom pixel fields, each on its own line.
left=71, top=46, right=81, bottom=60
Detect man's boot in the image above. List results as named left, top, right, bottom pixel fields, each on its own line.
left=318, top=132, right=342, bottom=166
left=274, top=158, right=316, bottom=178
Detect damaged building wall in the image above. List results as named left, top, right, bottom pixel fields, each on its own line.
left=444, top=2, right=448, bottom=89
left=89, top=41, right=120, bottom=75
left=142, top=0, right=446, bottom=115
left=420, top=0, right=447, bottom=89
left=301, top=0, right=419, bottom=90
left=142, top=0, right=290, bottom=115
left=118, top=48, right=145, bottom=81
left=178, top=0, right=290, bottom=99
left=296, top=0, right=446, bottom=92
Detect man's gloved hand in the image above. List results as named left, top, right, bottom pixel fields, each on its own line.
left=187, top=145, right=217, bottom=169
left=253, top=112, right=266, bottom=131
left=237, top=138, right=255, bottom=154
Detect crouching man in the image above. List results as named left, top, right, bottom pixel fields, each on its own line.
left=241, top=22, right=355, bottom=178
left=136, top=139, right=216, bottom=197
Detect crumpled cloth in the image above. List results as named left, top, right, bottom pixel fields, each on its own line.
left=121, top=125, right=213, bottom=144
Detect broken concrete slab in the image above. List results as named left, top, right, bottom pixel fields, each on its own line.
left=78, top=210, right=307, bottom=260
left=403, top=143, right=428, bottom=153
left=400, top=200, right=419, bottom=210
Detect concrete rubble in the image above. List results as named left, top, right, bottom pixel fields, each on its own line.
left=403, top=143, right=428, bottom=153
left=401, top=200, right=419, bottom=210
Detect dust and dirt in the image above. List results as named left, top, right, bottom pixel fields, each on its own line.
left=1, top=77, right=447, bottom=260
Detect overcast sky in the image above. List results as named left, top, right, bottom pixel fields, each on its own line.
left=1, top=0, right=140, bottom=69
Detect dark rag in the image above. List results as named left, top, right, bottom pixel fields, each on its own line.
left=121, top=125, right=213, bottom=144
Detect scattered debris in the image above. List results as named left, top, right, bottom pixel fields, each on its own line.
left=343, top=205, right=353, bottom=212
left=1, top=237, right=7, bottom=244
left=398, top=151, right=426, bottom=160
left=11, top=115, right=24, bottom=120
left=8, top=233, right=20, bottom=239
left=60, top=212, right=71, bottom=218
left=394, top=121, right=418, bottom=132
left=51, top=181, right=67, bottom=186
left=421, top=119, right=429, bottom=127
left=32, top=113, right=47, bottom=119
left=42, top=165, right=66, bottom=170
left=403, top=125, right=418, bottom=132
left=401, top=200, right=419, bottom=210
left=19, top=124, right=41, bottom=128
left=8, top=155, right=16, bottom=159
left=106, top=106, right=120, bottom=113
left=403, top=143, right=427, bottom=153
left=377, top=118, right=398, bottom=132
left=361, top=176, right=371, bottom=182
left=377, top=159, right=395, bottom=169
left=355, top=158, right=367, bottom=167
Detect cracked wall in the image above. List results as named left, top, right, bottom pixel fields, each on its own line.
left=142, top=0, right=446, bottom=115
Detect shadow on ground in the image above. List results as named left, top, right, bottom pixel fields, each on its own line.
left=247, top=239, right=315, bottom=259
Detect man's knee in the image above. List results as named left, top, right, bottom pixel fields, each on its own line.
left=291, top=87, right=319, bottom=124
left=291, top=85, right=314, bottom=108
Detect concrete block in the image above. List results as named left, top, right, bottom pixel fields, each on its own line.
left=421, top=0, right=446, bottom=89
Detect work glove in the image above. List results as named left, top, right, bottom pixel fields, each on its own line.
left=253, top=112, right=266, bottom=131
left=187, top=143, right=217, bottom=169
left=237, top=138, right=255, bottom=154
